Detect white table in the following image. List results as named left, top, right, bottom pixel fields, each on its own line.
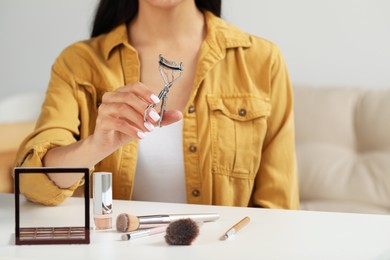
left=1, top=193, right=390, bottom=260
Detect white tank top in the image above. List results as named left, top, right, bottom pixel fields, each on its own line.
left=132, top=120, right=187, bottom=203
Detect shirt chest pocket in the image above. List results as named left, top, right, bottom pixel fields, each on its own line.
left=207, top=94, right=271, bottom=179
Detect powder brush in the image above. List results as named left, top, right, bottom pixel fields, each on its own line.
left=116, top=213, right=219, bottom=232
left=165, top=218, right=200, bottom=245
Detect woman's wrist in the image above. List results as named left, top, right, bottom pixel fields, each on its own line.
left=84, top=135, right=113, bottom=165
left=43, top=135, right=110, bottom=169
left=43, top=135, right=115, bottom=188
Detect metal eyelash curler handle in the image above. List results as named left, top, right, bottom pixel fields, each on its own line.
left=144, top=54, right=183, bottom=127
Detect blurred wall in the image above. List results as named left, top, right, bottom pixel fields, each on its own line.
left=0, top=0, right=389, bottom=100
left=223, top=0, right=390, bottom=89
left=0, top=0, right=98, bottom=98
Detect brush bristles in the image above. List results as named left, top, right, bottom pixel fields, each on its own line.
left=116, top=213, right=128, bottom=232
left=164, top=218, right=199, bottom=245
left=116, top=213, right=140, bottom=232
left=121, top=234, right=130, bottom=241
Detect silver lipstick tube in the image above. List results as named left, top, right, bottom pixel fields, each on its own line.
left=93, top=172, right=113, bottom=230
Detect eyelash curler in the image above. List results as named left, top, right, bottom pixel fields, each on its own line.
left=144, top=54, right=183, bottom=127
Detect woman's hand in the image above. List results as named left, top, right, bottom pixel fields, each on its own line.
left=91, top=82, right=183, bottom=154
left=44, top=81, right=182, bottom=188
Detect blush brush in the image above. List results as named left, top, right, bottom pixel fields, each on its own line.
left=165, top=218, right=200, bottom=245
left=116, top=213, right=219, bottom=232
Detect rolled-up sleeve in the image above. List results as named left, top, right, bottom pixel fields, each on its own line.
left=14, top=52, right=84, bottom=206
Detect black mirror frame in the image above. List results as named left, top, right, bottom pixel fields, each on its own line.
left=14, top=167, right=90, bottom=245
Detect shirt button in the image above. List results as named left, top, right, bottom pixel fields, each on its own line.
left=192, top=189, right=200, bottom=197
left=239, top=108, right=247, bottom=116
left=189, top=145, right=197, bottom=153
left=188, top=106, right=196, bottom=113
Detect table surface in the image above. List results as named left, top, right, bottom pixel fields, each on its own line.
left=1, top=193, right=390, bottom=260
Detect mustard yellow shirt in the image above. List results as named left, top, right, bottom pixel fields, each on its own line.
left=15, top=12, right=299, bottom=209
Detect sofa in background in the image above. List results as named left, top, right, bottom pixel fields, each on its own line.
left=0, top=92, right=43, bottom=193
left=294, top=86, right=390, bottom=214
left=0, top=121, right=35, bottom=193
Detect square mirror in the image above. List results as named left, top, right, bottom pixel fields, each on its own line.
left=14, top=167, right=90, bottom=245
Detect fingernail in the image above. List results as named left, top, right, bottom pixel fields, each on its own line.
left=151, top=94, right=160, bottom=104
left=149, top=111, right=160, bottom=122
left=144, top=121, right=155, bottom=132
left=137, top=132, right=146, bottom=139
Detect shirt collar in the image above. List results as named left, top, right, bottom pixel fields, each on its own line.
left=101, top=11, right=252, bottom=60
left=102, top=23, right=131, bottom=60
left=203, top=11, right=252, bottom=53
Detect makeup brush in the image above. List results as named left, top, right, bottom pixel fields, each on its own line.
left=165, top=218, right=200, bottom=245
left=116, top=213, right=219, bottom=232
left=121, top=225, right=168, bottom=241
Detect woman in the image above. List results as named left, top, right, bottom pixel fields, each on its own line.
left=15, top=0, right=299, bottom=209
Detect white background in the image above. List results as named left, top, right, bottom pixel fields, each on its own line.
left=0, top=0, right=389, bottom=100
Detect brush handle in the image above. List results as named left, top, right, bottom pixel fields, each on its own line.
left=121, top=225, right=168, bottom=241
left=138, top=213, right=219, bottom=225
left=223, top=216, right=251, bottom=240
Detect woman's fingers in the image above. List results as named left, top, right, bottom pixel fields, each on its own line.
left=103, top=90, right=160, bottom=115
left=96, top=112, right=147, bottom=140
left=159, top=110, right=183, bottom=126
left=102, top=82, right=162, bottom=125
left=95, top=82, right=183, bottom=148
left=115, top=82, right=160, bottom=105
